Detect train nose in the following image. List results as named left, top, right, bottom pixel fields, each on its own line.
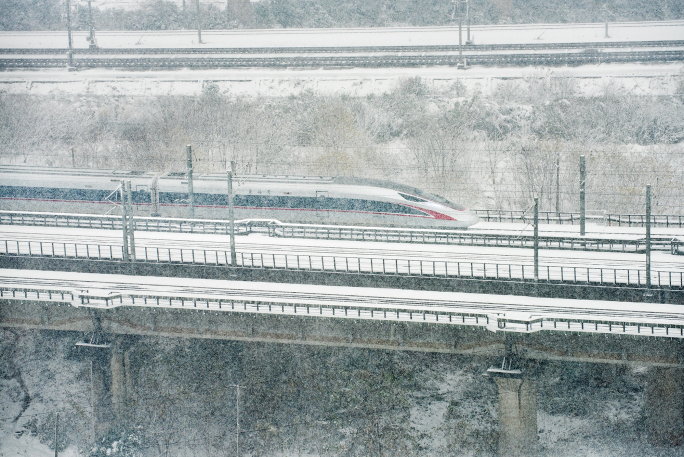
left=466, top=211, right=480, bottom=226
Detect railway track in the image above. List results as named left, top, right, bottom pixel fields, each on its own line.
left=1, top=48, right=683, bottom=69
left=3, top=270, right=684, bottom=339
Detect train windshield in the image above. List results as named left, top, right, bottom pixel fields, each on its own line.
left=335, top=177, right=465, bottom=211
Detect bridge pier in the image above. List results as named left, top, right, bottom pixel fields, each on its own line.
left=493, top=376, right=538, bottom=456
left=89, top=347, right=114, bottom=442
left=85, top=335, right=137, bottom=442
left=110, top=338, right=130, bottom=418
left=646, top=367, right=684, bottom=446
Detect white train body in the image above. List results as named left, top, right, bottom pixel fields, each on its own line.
left=0, top=166, right=479, bottom=229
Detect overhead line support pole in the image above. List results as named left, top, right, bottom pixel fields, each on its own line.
left=555, top=156, right=560, bottom=220
left=66, top=0, right=73, bottom=66
left=54, top=412, right=59, bottom=457
left=187, top=145, right=194, bottom=219
left=126, top=180, right=135, bottom=262
left=466, top=0, right=472, bottom=44
left=236, top=384, right=240, bottom=457
left=646, top=184, right=651, bottom=290
left=87, top=0, right=96, bottom=48
left=457, top=0, right=464, bottom=68
left=121, top=181, right=129, bottom=262
left=196, top=0, right=202, bottom=44
left=534, top=197, right=539, bottom=283
left=228, top=161, right=237, bottom=266
left=580, top=155, right=586, bottom=236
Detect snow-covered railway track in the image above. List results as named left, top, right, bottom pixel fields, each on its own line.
left=3, top=225, right=682, bottom=274
left=2, top=50, right=683, bottom=69
left=2, top=269, right=683, bottom=338
left=2, top=237, right=683, bottom=289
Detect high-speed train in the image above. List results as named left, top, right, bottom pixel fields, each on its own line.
left=0, top=166, right=479, bottom=229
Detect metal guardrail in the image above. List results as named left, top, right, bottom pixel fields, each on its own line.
left=2, top=285, right=683, bottom=338
left=1, top=211, right=679, bottom=253
left=607, top=214, right=684, bottom=228
left=2, top=239, right=682, bottom=289
left=268, top=224, right=675, bottom=253
left=0, top=211, right=260, bottom=235
left=474, top=209, right=684, bottom=228
left=673, top=240, right=684, bottom=256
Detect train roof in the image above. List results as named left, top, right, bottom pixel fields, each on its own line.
left=0, top=165, right=158, bottom=178
left=0, top=165, right=463, bottom=208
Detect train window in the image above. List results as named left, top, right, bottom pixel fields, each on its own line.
left=398, top=193, right=427, bottom=203
left=159, top=192, right=429, bottom=217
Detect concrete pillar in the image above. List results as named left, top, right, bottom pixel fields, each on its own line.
left=90, top=354, right=113, bottom=441
left=646, top=367, right=684, bottom=446
left=111, top=344, right=126, bottom=417
left=124, top=348, right=134, bottom=406
left=494, top=377, right=538, bottom=456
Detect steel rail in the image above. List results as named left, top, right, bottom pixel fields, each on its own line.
left=2, top=50, right=683, bottom=69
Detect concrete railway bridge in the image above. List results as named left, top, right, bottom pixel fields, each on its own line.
left=1, top=268, right=684, bottom=455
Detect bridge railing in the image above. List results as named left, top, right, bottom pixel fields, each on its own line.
left=2, top=239, right=682, bottom=289
left=673, top=240, right=684, bottom=256
left=268, top=224, right=675, bottom=253
left=0, top=210, right=260, bottom=234
left=2, top=211, right=680, bottom=253
left=4, top=284, right=683, bottom=338
left=474, top=209, right=684, bottom=228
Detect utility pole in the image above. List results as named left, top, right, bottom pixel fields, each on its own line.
left=228, top=161, right=237, bottom=266
left=465, top=0, right=472, bottom=45
left=121, top=181, right=129, bottom=262
left=54, top=412, right=59, bottom=457
left=87, top=0, right=96, bottom=49
left=66, top=0, right=73, bottom=67
left=579, top=155, right=586, bottom=236
left=151, top=175, right=160, bottom=217
left=125, top=180, right=135, bottom=262
left=236, top=384, right=240, bottom=457
left=66, top=0, right=72, bottom=50
left=534, top=197, right=539, bottom=282
left=196, top=0, right=202, bottom=44
left=187, top=145, right=195, bottom=219
left=555, top=156, right=560, bottom=221
left=457, top=0, right=465, bottom=69
left=229, top=384, right=243, bottom=456
left=121, top=180, right=135, bottom=262
left=646, top=185, right=651, bottom=290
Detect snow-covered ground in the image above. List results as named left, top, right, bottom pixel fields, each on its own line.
left=2, top=21, right=683, bottom=49
left=3, top=332, right=684, bottom=457
left=0, top=331, right=87, bottom=457
left=1, top=63, right=680, bottom=97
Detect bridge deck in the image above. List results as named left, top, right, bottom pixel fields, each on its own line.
left=1, top=268, right=683, bottom=338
